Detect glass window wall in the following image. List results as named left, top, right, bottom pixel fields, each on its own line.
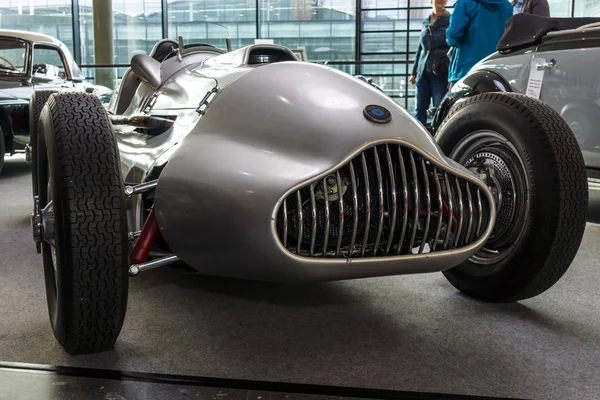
left=1, top=0, right=594, bottom=110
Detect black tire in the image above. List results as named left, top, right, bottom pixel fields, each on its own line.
left=30, top=90, right=58, bottom=197
left=435, top=92, right=588, bottom=302
left=37, top=92, right=129, bottom=354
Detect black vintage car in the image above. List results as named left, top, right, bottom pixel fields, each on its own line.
left=0, top=29, right=111, bottom=175
left=430, top=14, right=600, bottom=223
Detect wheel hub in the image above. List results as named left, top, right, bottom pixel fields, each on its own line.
left=465, top=150, right=517, bottom=244
left=31, top=195, right=56, bottom=252
left=449, top=130, right=530, bottom=267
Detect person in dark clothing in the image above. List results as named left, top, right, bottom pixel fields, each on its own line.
left=446, top=0, right=513, bottom=86
left=409, top=0, right=451, bottom=125
left=512, top=0, right=550, bottom=17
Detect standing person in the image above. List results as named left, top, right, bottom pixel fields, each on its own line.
left=410, top=0, right=451, bottom=125
left=513, top=0, right=550, bottom=17
left=446, top=0, right=513, bottom=88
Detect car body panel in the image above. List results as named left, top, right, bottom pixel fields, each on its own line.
left=110, top=44, right=497, bottom=282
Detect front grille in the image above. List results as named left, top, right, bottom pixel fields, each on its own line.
left=275, top=143, right=491, bottom=258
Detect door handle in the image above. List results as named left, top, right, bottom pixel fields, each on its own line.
left=536, top=59, right=556, bottom=70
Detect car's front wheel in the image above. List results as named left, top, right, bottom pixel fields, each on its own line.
left=36, top=92, right=129, bottom=354
left=436, top=92, right=588, bottom=302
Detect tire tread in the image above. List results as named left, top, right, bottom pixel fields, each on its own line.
left=441, top=92, right=588, bottom=301
left=46, top=92, right=128, bottom=354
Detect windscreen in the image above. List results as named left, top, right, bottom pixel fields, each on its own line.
left=0, top=38, right=28, bottom=75
left=175, top=22, right=230, bottom=51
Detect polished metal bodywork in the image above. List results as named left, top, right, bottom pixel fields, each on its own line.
left=112, top=44, right=497, bottom=282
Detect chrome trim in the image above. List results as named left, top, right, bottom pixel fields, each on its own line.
left=432, top=167, right=443, bottom=251
left=273, top=141, right=497, bottom=262
left=282, top=199, right=288, bottom=248
left=349, top=161, right=359, bottom=257
left=373, top=148, right=385, bottom=255
left=419, top=158, right=431, bottom=254
left=408, top=151, right=419, bottom=252
left=397, top=147, right=409, bottom=255
left=129, top=254, right=179, bottom=276
left=476, top=188, right=483, bottom=237
left=465, top=182, right=473, bottom=244
left=385, top=145, right=398, bottom=255
left=297, top=190, right=303, bottom=254
left=335, top=170, right=344, bottom=257
left=443, top=172, right=453, bottom=250
left=454, top=177, right=464, bottom=249
left=322, top=177, right=330, bottom=255
left=124, top=179, right=158, bottom=197
left=309, top=183, right=317, bottom=256
left=360, top=153, right=371, bottom=257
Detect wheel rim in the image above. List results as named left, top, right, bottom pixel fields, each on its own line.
left=449, top=130, right=530, bottom=272
left=40, top=168, right=59, bottom=299
left=46, top=176, right=58, bottom=294
left=566, top=112, right=588, bottom=143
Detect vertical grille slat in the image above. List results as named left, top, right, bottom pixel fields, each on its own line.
left=322, top=177, right=330, bottom=256
left=432, top=167, right=443, bottom=252
left=335, top=170, right=345, bottom=257
left=349, top=161, right=359, bottom=257
left=453, top=177, right=464, bottom=249
left=309, top=183, right=317, bottom=256
left=443, top=172, right=453, bottom=250
left=385, top=145, right=398, bottom=255
left=408, top=151, right=419, bottom=252
left=360, top=152, right=371, bottom=257
left=296, top=190, right=303, bottom=254
left=397, top=146, right=409, bottom=255
left=476, top=188, right=483, bottom=238
left=465, top=182, right=474, bottom=244
left=276, top=144, right=492, bottom=259
left=282, top=199, right=288, bottom=248
left=373, top=148, right=385, bottom=255
left=419, top=158, right=431, bottom=254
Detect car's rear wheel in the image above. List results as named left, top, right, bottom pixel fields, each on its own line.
left=36, top=92, right=129, bottom=354
left=435, top=92, right=588, bottom=302
left=30, top=90, right=58, bottom=197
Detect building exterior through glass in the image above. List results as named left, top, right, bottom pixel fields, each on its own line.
left=0, top=0, right=590, bottom=112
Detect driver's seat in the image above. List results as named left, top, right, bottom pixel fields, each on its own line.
left=109, top=39, right=181, bottom=115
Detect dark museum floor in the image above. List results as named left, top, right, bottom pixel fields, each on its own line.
left=1, top=156, right=599, bottom=400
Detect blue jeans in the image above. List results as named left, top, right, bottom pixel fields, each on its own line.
left=415, top=71, right=448, bottom=125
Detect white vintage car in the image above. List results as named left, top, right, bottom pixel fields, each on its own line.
left=0, top=29, right=111, bottom=175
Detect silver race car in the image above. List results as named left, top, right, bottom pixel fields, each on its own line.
left=30, top=37, right=588, bottom=355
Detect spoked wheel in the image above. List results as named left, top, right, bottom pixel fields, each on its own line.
left=449, top=130, right=530, bottom=271
left=436, top=92, right=588, bottom=302
left=33, top=92, right=129, bottom=354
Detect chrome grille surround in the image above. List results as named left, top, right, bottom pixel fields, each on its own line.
left=274, top=142, right=495, bottom=259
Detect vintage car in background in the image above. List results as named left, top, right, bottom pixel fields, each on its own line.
left=429, top=14, right=600, bottom=222
left=0, top=29, right=112, bottom=175
left=29, top=37, right=587, bottom=355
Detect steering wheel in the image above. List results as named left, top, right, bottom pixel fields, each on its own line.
left=0, top=56, right=16, bottom=70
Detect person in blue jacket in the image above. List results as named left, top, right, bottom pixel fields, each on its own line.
left=410, top=0, right=451, bottom=125
left=446, top=0, right=513, bottom=86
